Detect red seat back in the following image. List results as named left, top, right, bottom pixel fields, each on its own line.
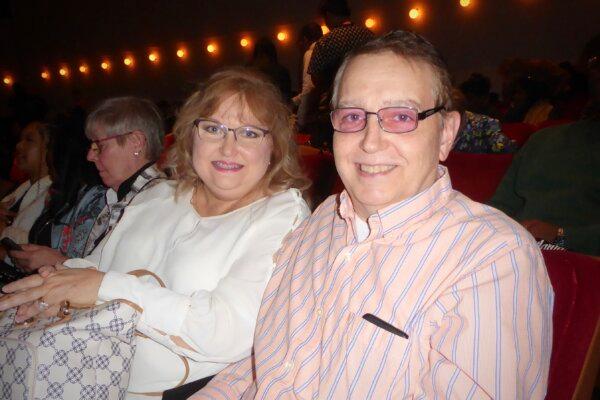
left=543, top=250, right=600, bottom=400
left=295, top=133, right=312, bottom=146
left=442, top=151, right=514, bottom=203
left=501, top=122, right=537, bottom=147
left=534, top=119, right=573, bottom=131
left=299, top=145, right=336, bottom=206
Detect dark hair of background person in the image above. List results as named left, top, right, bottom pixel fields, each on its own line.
left=299, top=22, right=324, bottom=45
left=29, top=112, right=102, bottom=239
left=248, top=37, right=292, bottom=101
left=319, top=0, right=350, bottom=17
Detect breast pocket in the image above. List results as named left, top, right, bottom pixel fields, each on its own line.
left=343, top=311, right=412, bottom=397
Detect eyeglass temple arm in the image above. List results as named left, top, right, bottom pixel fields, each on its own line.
left=417, top=106, right=445, bottom=120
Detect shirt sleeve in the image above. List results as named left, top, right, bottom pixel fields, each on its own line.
left=97, top=197, right=309, bottom=365
left=418, top=243, right=553, bottom=399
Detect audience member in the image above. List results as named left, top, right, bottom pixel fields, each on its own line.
left=1, top=122, right=52, bottom=260
left=248, top=37, right=292, bottom=102
left=453, top=90, right=517, bottom=153
left=195, top=31, right=552, bottom=399
left=459, top=72, right=500, bottom=118
left=304, top=0, right=374, bottom=147
left=9, top=113, right=106, bottom=271
left=293, top=22, right=323, bottom=131
left=0, top=68, right=310, bottom=399
left=490, top=36, right=600, bottom=256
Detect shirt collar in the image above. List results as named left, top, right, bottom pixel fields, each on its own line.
left=116, top=161, right=154, bottom=200
left=338, top=165, right=455, bottom=239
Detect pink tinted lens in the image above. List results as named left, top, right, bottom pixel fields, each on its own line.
left=380, top=108, right=418, bottom=132
left=333, top=108, right=366, bottom=132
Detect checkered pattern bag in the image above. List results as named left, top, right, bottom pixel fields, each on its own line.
left=0, top=300, right=141, bottom=400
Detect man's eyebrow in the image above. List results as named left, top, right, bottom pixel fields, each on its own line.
left=336, top=98, right=423, bottom=109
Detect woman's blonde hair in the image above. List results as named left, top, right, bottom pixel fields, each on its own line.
left=171, top=67, right=310, bottom=194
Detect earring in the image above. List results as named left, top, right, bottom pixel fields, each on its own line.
left=133, top=151, right=140, bottom=156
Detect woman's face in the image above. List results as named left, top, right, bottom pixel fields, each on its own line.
left=15, top=124, right=47, bottom=177
left=86, top=130, right=145, bottom=191
left=192, top=95, right=274, bottom=206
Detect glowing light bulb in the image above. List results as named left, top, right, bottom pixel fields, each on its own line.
left=365, top=18, right=376, bottom=29
left=240, top=38, right=249, bottom=47
left=59, top=67, right=69, bottom=77
left=148, top=52, right=159, bottom=62
left=409, top=8, right=420, bottom=19
left=277, top=31, right=287, bottom=42
left=101, top=61, right=111, bottom=70
left=206, top=43, right=217, bottom=53
left=41, top=71, right=50, bottom=80
left=176, top=48, right=186, bottom=58
left=79, top=64, right=89, bottom=74
left=321, top=25, right=330, bottom=35
left=3, top=75, right=13, bottom=86
left=460, top=0, right=471, bottom=6
left=124, top=56, right=134, bottom=67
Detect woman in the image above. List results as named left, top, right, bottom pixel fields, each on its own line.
left=6, top=97, right=167, bottom=270
left=9, top=114, right=107, bottom=270
left=0, top=68, right=310, bottom=398
left=1, top=122, right=52, bottom=260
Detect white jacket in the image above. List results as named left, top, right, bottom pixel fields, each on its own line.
left=65, top=181, right=310, bottom=397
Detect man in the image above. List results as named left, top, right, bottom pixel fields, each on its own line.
left=489, top=35, right=600, bottom=256
left=195, top=31, right=553, bottom=399
left=301, top=0, right=374, bottom=147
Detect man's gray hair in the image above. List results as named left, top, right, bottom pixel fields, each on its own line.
left=85, top=96, right=165, bottom=161
left=331, top=30, right=454, bottom=111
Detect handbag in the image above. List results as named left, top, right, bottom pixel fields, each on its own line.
left=0, top=269, right=163, bottom=400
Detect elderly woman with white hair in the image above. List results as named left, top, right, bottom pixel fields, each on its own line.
left=4, top=97, right=167, bottom=271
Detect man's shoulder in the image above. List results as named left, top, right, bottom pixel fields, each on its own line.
left=445, top=192, right=537, bottom=253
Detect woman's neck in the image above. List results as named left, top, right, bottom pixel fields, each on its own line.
left=29, top=165, right=49, bottom=184
left=191, top=184, right=267, bottom=217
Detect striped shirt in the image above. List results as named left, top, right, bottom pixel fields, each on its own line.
left=194, top=167, right=553, bottom=399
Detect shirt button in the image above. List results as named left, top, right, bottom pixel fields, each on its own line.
left=345, top=252, right=352, bottom=261
left=316, top=308, right=323, bottom=316
left=284, top=361, right=294, bottom=371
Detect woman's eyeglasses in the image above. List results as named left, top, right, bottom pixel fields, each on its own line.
left=193, top=118, right=269, bottom=147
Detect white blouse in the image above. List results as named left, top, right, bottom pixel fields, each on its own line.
left=65, top=181, right=310, bottom=396
left=1, top=175, right=52, bottom=244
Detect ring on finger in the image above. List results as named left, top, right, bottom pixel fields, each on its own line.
left=36, top=300, right=50, bottom=311
left=57, top=300, right=71, bottom=318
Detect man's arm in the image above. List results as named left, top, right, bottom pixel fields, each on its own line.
left=420, top=244, right=553, bottom=399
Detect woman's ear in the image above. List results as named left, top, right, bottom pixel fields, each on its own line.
left=129, top=131, right=148, bottom=157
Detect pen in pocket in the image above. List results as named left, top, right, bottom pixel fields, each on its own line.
left=362, top=313, right=409, bottom=339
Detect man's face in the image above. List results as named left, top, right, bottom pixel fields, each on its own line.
left=333, top=51, right=459, bottom=219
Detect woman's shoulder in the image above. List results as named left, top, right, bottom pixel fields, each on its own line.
left=251, top=188, right=310, bottom=222
left=130, top=180, right=178, bottom=205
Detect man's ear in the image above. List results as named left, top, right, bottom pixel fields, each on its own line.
left=438, top=111, right=460, bottom=162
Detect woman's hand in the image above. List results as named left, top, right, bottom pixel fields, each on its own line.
left=10, top=244, right=68, bottom=272
left=0, top=266, right=104, bottom=322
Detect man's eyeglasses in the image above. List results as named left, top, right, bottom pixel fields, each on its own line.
left=193, top=118, right=269, bottom=147
left=89, top=131, right=135, bottom=154
left=330, top=106, right=445, bottom=134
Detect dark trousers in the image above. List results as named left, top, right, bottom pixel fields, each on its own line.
left=162, top=375, right=215, bottom=400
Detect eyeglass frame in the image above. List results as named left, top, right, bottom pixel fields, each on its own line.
left=330, top=105, right=445, bottom=134
left=89, top=131, right=136, bottom=154
left=192, top=118, right=270, bottom=144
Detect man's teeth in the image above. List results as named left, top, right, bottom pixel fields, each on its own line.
left=359, top=164, right=395, bottom=174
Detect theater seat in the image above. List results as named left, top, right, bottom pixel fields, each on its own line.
left=544, top=250, right=600, bottom=400
left=442, top=151, right=514, bottom=203
left=501, top=122, right=536, bottom=147
left=534, top=119, right=574, bottom=131
left=298, top=145, right=336, bottom=207
left=295, top=133, right=312, bottom=146
left=157, top=133, right=175, bottom=170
